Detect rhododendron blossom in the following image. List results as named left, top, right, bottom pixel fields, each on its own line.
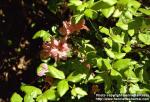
left=37, top=63, right=49, bottom=77
left=59, top=19, right=89, bottom=37
left=41, top=39, right=70, bottom=61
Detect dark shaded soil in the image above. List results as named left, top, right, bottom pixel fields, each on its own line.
left=0, top=0, right=62, bottom=101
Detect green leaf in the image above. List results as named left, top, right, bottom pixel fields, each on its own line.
left=32, top=30, right=51, bottom=41
left=97, top=58, right=103, bottom=69
left=111, top=34, right=124, bottom=44
left=36, top=88, right=58, bottom=102
left=129, top=84, right=140, bottom=94
left=104, top=48, right=115, bottom=59
left=99, top=26, right=110, bottom=36
left=124, top=68, right=139, bottom=83
left=71, top=87, right=87, bottom=98
left=113, top=9, right=122, bottom=17
left=57, top=80, right=69, bottom=97
left=101, top=6, right=115, bottom=18
left=86, top=0, right=94, bottom=8
left=10, top=92, right=23, bottom=102
left=128, top=29, right=134, bottom=36
left=77, top=3, right=88, bottom=11
left=128, top=0, right=141, bottom=10
left=91, top=1, right=111, bottom=10
left=139, top=8, right=150, bottom=15
left=114, top=53, right=126, bottom=59
left=24, top=95, right=34, bottom=102
left=124, top=11, right=132, bottom=19
left=123, top=43, right=132, bottom=53
left=47, top=66, right=65, bottom=79
left=120, top=85, right=127, bottom=94
left=102, top=0, right=117, bottom=6
left=69, top=0, right=82, bottom=6
left=20, top=85, right=42, bottom=98
left=113, top=59, right=131, bottom=71
left=88, top=74, right=104, bottom=83
left=138, top=33, right=150, bottom=45
left=103, top=58, right=112, bottom=70
left=117, top=0, right=129, bottom=6
left=72, top=14, right=84, bottom=24
left=116, top=20, right=128, bottom=30
left=84, top=9, right=97, bottom=19
left=67, top=71, right=86, bottom=83
left=111, top=69, right=122, bottom=78
left=104, top=73, right=112, bottom=93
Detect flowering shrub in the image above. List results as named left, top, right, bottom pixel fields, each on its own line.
left=11, top=0, right=150, bottom=102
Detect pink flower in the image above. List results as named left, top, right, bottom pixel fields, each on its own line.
left=59, top=19, right=89, bottom=36
left=41, top=39, right=71, bottom=61
left=37, top=63, right=49, bottom=77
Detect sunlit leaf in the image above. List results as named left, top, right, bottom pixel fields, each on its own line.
left=104, top=48, right=115, bottom=59
left=138, top=33, right=150, bottom=45
left=113, top=59, right=131, bottom=71
left=101, top=6, right=115, bottom=18
left=21, top=85, right=42, bottom=98
left=10, top=92, right=23, bottom=102
left=32, top=30, right=51, bottom=41
left=57, top=80, right=69, bottom=97
left=67, top=71, right=86, bottom=83
left=47, top=66, right=65, bottom=79
left=84, top=9, right=97, bottom=19
left=36, top=88, right=58, bottom=102
left=24, top=95, right=34, bottom=102
left=139, top=8, right=150, bottom=15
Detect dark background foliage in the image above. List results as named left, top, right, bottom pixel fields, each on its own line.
left=0, top=0, right=63, bottom=101
left=0, top=0, right=150, bottom=102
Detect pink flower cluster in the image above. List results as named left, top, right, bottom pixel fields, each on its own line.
left=40, top=19, right=89, bottom=61
left=41, top=39, right=70, bottom=61
left=59, top=19, right=89, bottom=39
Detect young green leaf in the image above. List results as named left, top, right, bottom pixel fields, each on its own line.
left=102, top=0, right=117, bottom=6
left=124, top=11, right=132, bottom=19
left=103, top=58, right=112, bottom=70
left=139, top=8, right=150, bottom=15
left=36, top=88, right=58, bottom=102
left=72, top=14, right=84, bottom=24
left=114, top=53, right=126, bottom=59
left=84, top=9, right=97, bottom=19
left=67, top=71, right=86, bottom=83
left=116, top=20, right=128, bottom=30
left=129, top=84, right=140, bottom=94
left=101, top=6, right=115, bottom=18
left=57, top=80, right=69, bottom=97
left=124, top=68, right=139, bottom=83
left=24, top=95, right=34, bottom=102
left=120, top=85, right=127, bottom=94
left=138, top=33, right=150, bottom=45
left=88, top=74, right=104, bottom=83
left=71, top=87, right=87, bottom=98
left=91, top=1, right=111, bottom=10
left=69, top=0, right=82, bottom=6
left=111, top=34, right=124, bottom=44
left=97, top=58, right=103, bottom=69
left=32, top=30, right=51, bottom=41
left=113, top=9, right=122, bottom=17
left=10, top=92, right=23, bottom=102
left=113, top=59, right=131, bottom=71
left=20, top=85, right=42, bottom=98
left=99, top=26, right=110, bottom=36
left=47, top=66, right=65, bottom=79
left=104, top=48, right=115, bottom=59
